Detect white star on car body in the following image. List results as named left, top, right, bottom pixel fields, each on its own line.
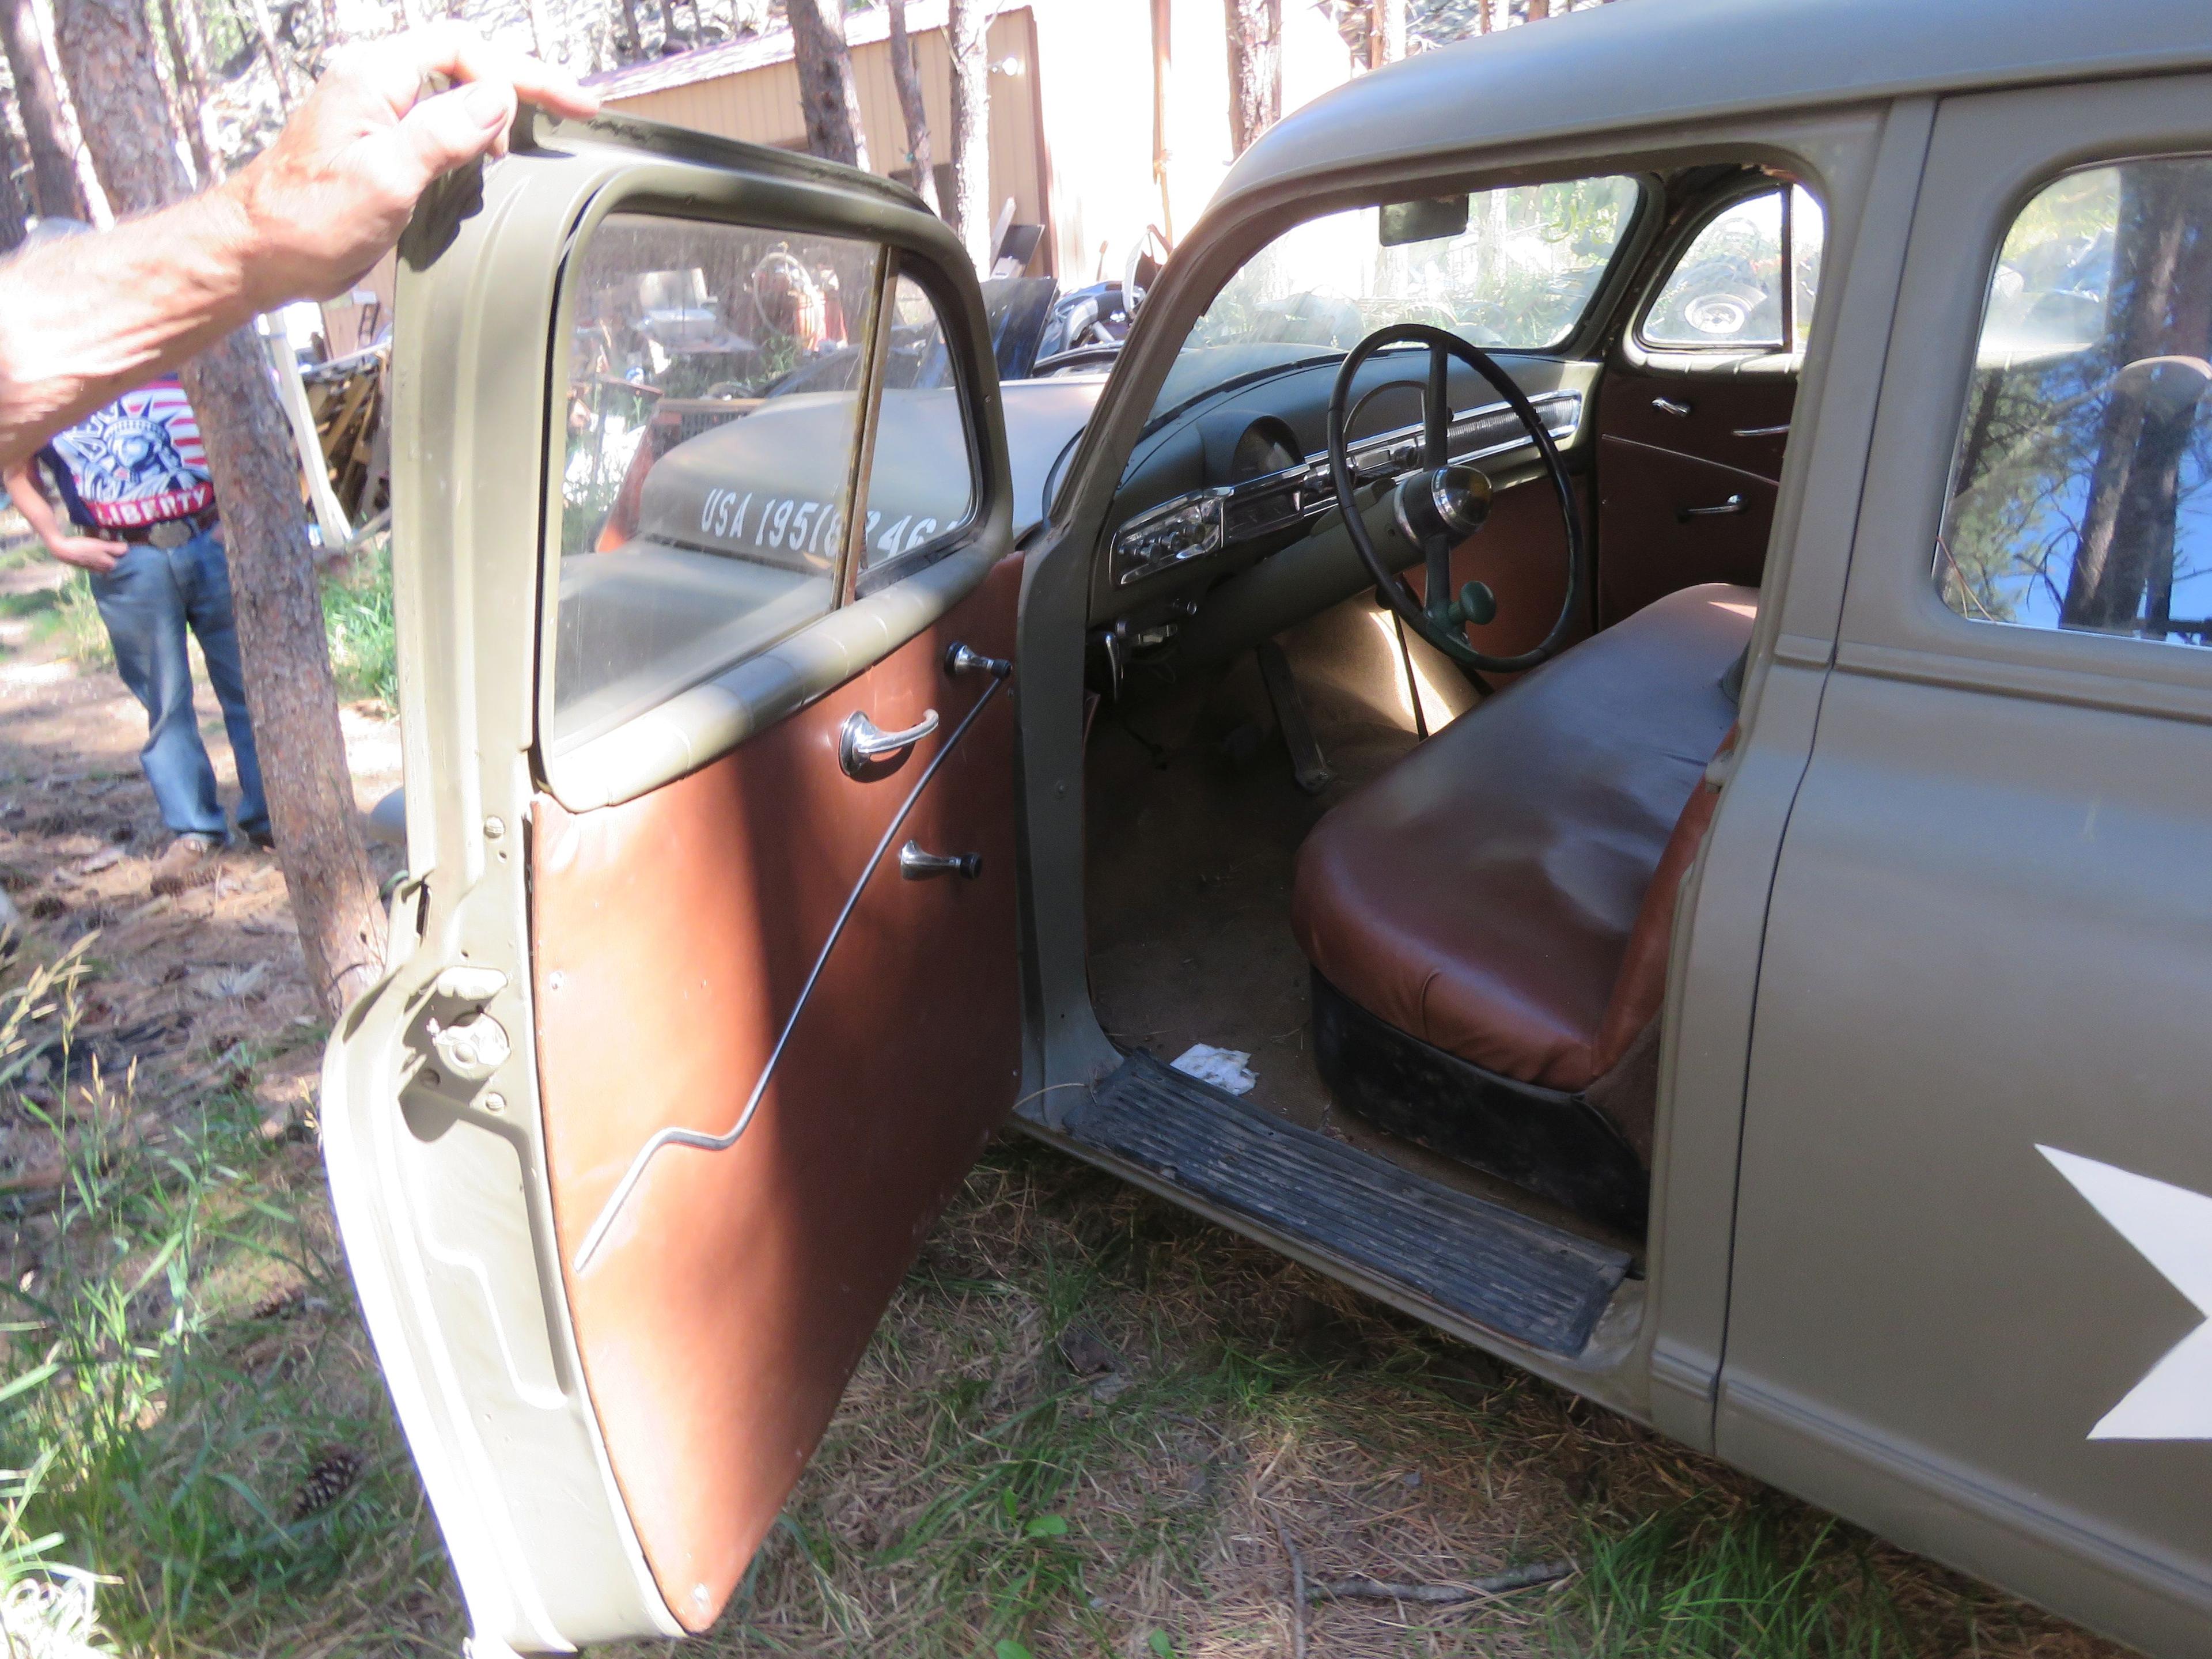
left=2039, top=1146, right=2212, bottom=1441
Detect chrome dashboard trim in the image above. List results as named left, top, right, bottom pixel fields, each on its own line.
left=1111, top=389, right=1583, bottom=587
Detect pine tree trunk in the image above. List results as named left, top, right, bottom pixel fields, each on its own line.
left=788, top=0, right=867, bottom=171
left=946, top=0, right=990, bottom=267
left=1222, top=0, right=1279, bottom=156
left=240, top=0, right=294, bottom=110
left=50, top=0, right=385, bottom=1017
left=1527, top=0, right=1550, bottom=18
left=0, top=0, right=88, bottom=218
left=617, top=0, right=641, bottom=56
left=1368, top=0, right=1403, bottom=67
left=885, top=0, right=935, bottom=213
left=153, top=0, right=215, bottom=183
left=0, top=123, right=28, bottom=249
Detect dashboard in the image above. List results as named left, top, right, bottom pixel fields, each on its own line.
left=1091, top=347, right=1599, bottom=643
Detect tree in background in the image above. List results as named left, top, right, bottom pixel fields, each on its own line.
left=885, top=0, right=936, bottom=214
left=788, top=0, right=866, bottom=170
left=152, top=0, right=217, bottom=182
left=49, top=0, right=384, bottom=1017
left=0, top=0, right=88, bottom=218
left=945, top=0, right=990, bottom=267
left=0, top=120, right=26, bottom=248
left=1367, top=0, right=1404, bottom=66
left=1223, top=0, right=1279, bottom=156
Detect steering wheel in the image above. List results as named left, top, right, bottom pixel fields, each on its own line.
left=1325, top=323, right=1586, bottom=674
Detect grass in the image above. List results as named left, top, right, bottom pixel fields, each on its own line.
left=0, top=939, right=453, bottom=1656
left=0, top=956, right=2116, bottom=1658
left=599, top=1145, right=2096, bottom=1659
left=320, top=537, right=397, bottom=714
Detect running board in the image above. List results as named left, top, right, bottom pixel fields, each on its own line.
left=1047, top=1052, right=1630, bottom=1358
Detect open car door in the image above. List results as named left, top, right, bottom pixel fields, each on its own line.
left=322, top=114, right=1024, bottom=1654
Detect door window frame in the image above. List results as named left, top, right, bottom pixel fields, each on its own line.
left=531, top=168, right=1005, bottom=807
left=1838, top=74, right=2212, bottom=725
left=1623, top=177, right=1821, bottom=377
left=539, top=190, right=991, bottom=760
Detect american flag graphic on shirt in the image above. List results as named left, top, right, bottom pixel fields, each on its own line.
left=48, top=376, right=215, bottom=529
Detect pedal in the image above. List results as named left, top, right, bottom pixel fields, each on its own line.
left=1255, top=638, right=1331, bottom=794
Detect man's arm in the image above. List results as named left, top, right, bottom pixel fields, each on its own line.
left=2, top=461, right=120, bottom=573
left=0, top=23, right=596, bottom=474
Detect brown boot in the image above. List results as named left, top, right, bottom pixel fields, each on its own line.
left=149, top=833, right=225, bottom=896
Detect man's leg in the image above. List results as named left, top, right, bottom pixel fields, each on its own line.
left=89, top=544, right=227, bottom=837
left=174, top=529, right=270, bottom=843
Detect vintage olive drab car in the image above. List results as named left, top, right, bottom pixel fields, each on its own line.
left=329, top=0, right=2212, bottom=1651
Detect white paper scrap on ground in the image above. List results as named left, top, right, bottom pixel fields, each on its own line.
left=1171, top=1043, right=1257, bottom=1096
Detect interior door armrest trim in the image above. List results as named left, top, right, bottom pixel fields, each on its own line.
left=542, top=541, right=1006, bottom=811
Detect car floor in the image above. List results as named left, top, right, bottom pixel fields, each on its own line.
left=1082, top=593, right=1628, bottom=1246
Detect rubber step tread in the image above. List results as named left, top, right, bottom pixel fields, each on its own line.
left=1064, top=1052, right=1628, bottom=1356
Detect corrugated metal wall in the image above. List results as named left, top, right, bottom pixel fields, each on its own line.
left=606, top=10, right=1048, bottom=272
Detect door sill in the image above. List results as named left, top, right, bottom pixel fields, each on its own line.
left=1019, top=1051, right=1633, bottom=1360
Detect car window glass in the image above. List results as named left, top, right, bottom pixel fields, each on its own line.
left=1642, top=184, right=1824, bottom=351
left=550, top=214, right=883, bottom=751
left=1142, top=175, right=1641, bottom=426
left=854, top=272, right=978, bottom=587
left=1937, top=157, right=2212, bottom=648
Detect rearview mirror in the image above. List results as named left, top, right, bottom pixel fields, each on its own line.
left=1380, top=196, right=1470, bottom=247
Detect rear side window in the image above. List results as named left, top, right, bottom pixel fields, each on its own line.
left=1641, top=184, right=1824, bottom=352
left=1937, top=158, right=2212, bottom=648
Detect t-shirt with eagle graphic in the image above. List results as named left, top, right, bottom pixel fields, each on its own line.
left=37, top=376, right=215, bottom=532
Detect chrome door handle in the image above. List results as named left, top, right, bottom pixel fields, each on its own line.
left=899, top=840, right=980, bottom=880
left=1652, top=396, right=1692, bottom=416
left=840, top=708, right=938, bottom=776
left=1677, top=494, right=1745, bottom=521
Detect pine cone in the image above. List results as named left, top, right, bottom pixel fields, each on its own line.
left=292, top=1446, right=363, bottom=1519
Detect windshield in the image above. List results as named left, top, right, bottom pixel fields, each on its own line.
left=1147, top=176, right=1641, bottom=422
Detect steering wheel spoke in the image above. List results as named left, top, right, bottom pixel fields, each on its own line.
left=1423, top=340, right=1451, bottom=471
left=1325, top=322, right=1586, bottom=676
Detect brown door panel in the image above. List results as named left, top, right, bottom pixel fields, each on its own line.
left=1596, top=437, right=1779, bottom=624
left=529, top=555, right=1022, bottom=1630
left=1601, top=368, right=1797, bottom=482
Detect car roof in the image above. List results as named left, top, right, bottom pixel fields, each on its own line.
left=1216, top=0, right=2212, bottom=213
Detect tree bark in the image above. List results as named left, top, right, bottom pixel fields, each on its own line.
left=885, top=0, right=936, bottom=213
left=616, top=0, right=641, bottom=56
left=1527, top=0, right=1550, bottom=18
left=240, top=0, right=295, bottom=110
left=788, top=0, right=867, bottom=171
left=0, top=0, right=88, bottom=217
left=946, top=0, right=990, bottom=267
left=51, top=0, right=385, bottom=1016
left=152, top=0, right=215, bottom=183
left=0, top=122, right=28, bottom=250
left=1368, top=0, right=1403, bottom=67
left=1222, top=0, right=1279, bottom=157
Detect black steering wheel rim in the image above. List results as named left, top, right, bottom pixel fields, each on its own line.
left=1324, top=322, right=1586, bottom=674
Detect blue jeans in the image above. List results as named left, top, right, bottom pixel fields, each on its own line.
left=89, top=530, right=269, bottom=842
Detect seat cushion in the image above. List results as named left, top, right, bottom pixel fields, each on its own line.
left=1290, top=583, right=1758, bottom=1093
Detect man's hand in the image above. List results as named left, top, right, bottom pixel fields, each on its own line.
left=48, top=536, right=120, bottom=574
left=220, top=22, right=599, bottom=309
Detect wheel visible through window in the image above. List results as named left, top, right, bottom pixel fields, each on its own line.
left=1640, top=184, right=1824, bottom=353
left=1938, top=157, right=2212, bottom=648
